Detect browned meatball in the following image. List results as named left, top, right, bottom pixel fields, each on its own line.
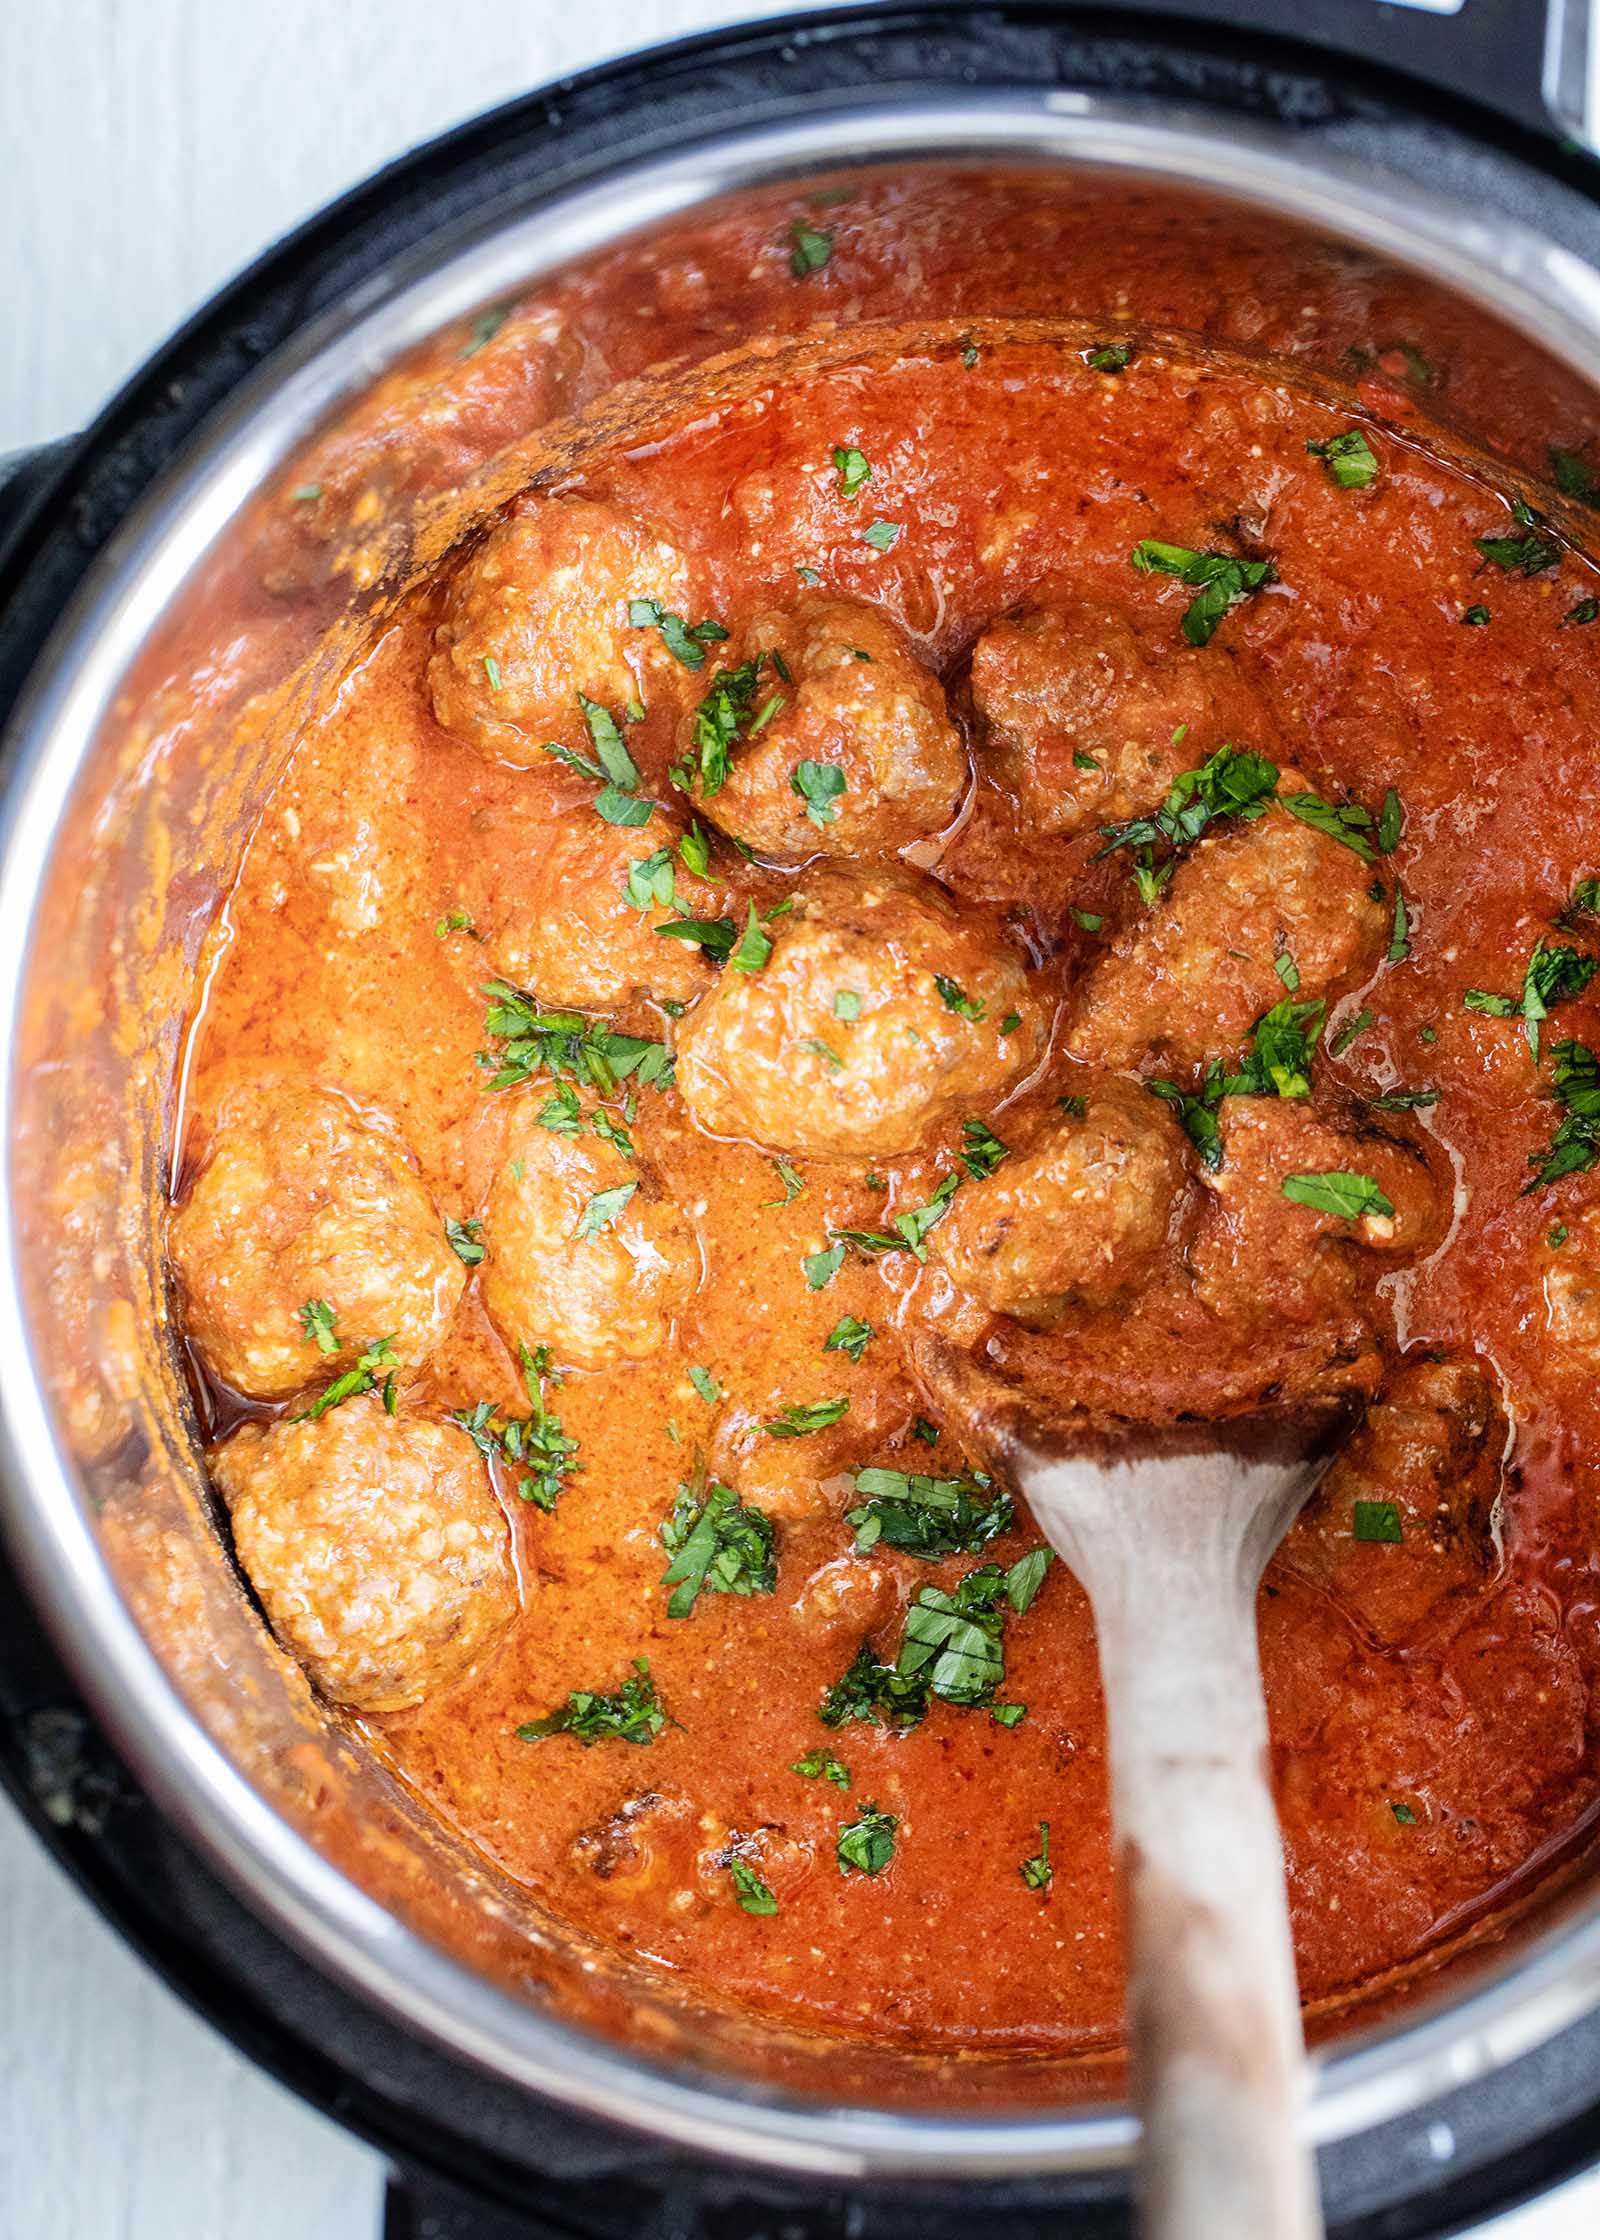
left=931, top=1088, right=1187, bottom=1323
left=1191, top=1097, right=1440, bottom=1334
left=1067, top=794, right=1387, bottom=1079
left=676, top=868, right=1046, bottom=1159
left=486, top=809, right=722, bottom=1011
left=1278, top=1358, right=1503, bottom=1647
left=429, top=495, right=696, bottom=761
left=687, top=598, right=967, bottom=862
left=481, top=1105, right=699, bottom=1368
left=169, top=1084, right=464, bottom=1401
left=211, top=1398, right=517, bottom=1713
left=968, top=600, right=1280, bottom=837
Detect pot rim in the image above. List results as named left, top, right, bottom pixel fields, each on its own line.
left=4, top=88, right=1600, bottom=2182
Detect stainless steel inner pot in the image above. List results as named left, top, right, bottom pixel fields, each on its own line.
left=4, top=93, right=1600, bottom=2185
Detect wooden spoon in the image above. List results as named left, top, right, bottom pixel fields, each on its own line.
left=912, top=1338, right=1351, bottom=2240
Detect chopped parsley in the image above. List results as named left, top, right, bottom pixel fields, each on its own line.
left=453, top=1343, right=579, bottom=1512
left=1550, top=1222, right=1570, bottom=1248
left=688, top=1364, right=721, bottom=1405
left=660, top=1472, right=777, bottom=1618
left=578, top=1181, right=637, bottom=1238
left=824, top=1313, right=873, bottom=1363
left=627, top=597, right=728, bottom=670
left=1550, top=445, right=1600, bottom=504
left=792, top=1748, right=851, bottom=1791
left=516, top=1658, right=666, bottom=1746
left=1378, top=788, right=1404, bottom=854
left=477, top=983, right=673, bottom=1095
left=656, top=913, right=737, bottom=961
left=624, top=847, right=679, bottom=913
left=1129, top=539, right=1275, bottom=646
left=290, top=482, right=322, bottom=503
left=1562, top=597, right=1599, bottom=627
left=1525, top=1038, right=1600, bottom=1188
left=1069, top=905, right=1103, bottom=931
left=934, top=973, right=987, bottom=1022
left=959, top=1116, right=1009, bottom=1180
left=679, top=822, right=712, bottom=878
left=1020, top=1822, right=1053, bottom=1892
left=678, top=658, right=772, bottom=797
left=1275, top=954, right=1300, bottom=992
left=1095, top=742, right=1279, bottom=898
left=861, top=518, right=901, bottom=553
left=1462, top=604, right=1492, bottom=626
left=833, top=988, right=863, bottom=1021
left=788, top=221, right=834, bottom=277
left=832, top=1170, right=963, bottom=1263
left=792, top=760, right=847, bottom=829
left=1280, top=790, right=1380, bottom=861
left=1281, top=1171, right=1396, bottom=1221
left=1390, top=1800, right=1419, bottom=1825
left=1370, top=1087, right=1440, bottom=1111
left=836, top=1805, right=897, bottom=1877
left=729, top=1859, right=778, bottom=1915
left=764, top=1396, right=850, bottom=1439
left=1331, top=1008, right=1376, bottom=1056
left=730, top=904, right=772, bottom=974
left=435, top=904, right=477, bottom=938
left=298, top=1298, right=339, bottom=1355
left=991, top=1703, right=1027, bottom=1729
left=1148, top=997, right=1325, bottom=1168
left=819, top=1555, right=1051, bottom=1728
left=1475, top=499, right=1561, bottom=576
left=1307, top=428, right=1380, bottom=489
left=1353, top=1500, right=1403, bottom=1544
left=445, top=1217, right=486, bottom=1265
left=539, top=695, right=654, bottom=825
left=764, top=1155, right=807, bottom=1206
left=797, top=1035, right=844, bottom=1073
left=804, top=1242, right=846, bottom=1290
left=833, top=445, right=871, bottom=497
left=482, top=654, right=504, bottom=694
left=1463, top=939, right=1599, bottom=1059
left=846, top=1466, right=1014, bottom=1558
left=1086, top=342, right=1135, bottom=373
left=1389, top=889, right=1412, bottom=964
left=293, top=1336, right=398, bottom=1422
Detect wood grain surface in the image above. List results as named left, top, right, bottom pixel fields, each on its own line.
left=0, top=4, right=1595, bottom=2233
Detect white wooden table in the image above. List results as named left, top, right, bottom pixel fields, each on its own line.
left=1, top=5, right=1597, bottom=2233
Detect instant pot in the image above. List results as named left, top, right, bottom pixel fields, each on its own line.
left=5, top=5, right=1600, bottom=2234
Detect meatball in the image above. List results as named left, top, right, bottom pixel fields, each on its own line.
left=968, top=601, right=1280, bottom=837
left=675, top=868, right=1046, bottom=1159
left=1279, top=1358, right=1503, bottom=1647
left=1067, top=796, right=1387, bottom=1079
left=1191, top=1097, right=1440, bottom=1334
left=429, top=495, right=696, bottom=760
left=487, top=809, right=722, bottom=1011
left=211, top=1399, right=517, bottom=1713
left=932, top=1088, right=1188, bottom=1323
left=169, top=1084, right=465, bottom=1402
left=1533, top=1200, right=1600, bottom=1374
left=480, top=1107, right=699, bottom=1368
left=686, top=598, right=967, bottom=862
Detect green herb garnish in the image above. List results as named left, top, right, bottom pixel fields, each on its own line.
left=517, top=1657, right=665, bottom=1745
left=298, top=1298, right=339, bottom=1355
left=1130, top=540, right=1274, bottom=646
left=294, top=1335, right=398, bottom=1422
left=1307, top=429, right=1379, bottom=489
left=792, top=760, right=847, bottom=829
left=454, top=1342, right=579, bottom=1511
left=1281, top=1171, right=1395, bottom=1220
left=1353, top=1500, right=1403, bottom=1544
left=1020, top=1822, right=1053, bottom=1891
left=764, top=1396, right=851, bottom=1439
left=836, top=1805, right=897, bottom=1877
left=445, top=1217, right=485, bottom=1266
left=627, top=597, right=728, bottom=671
left=660, top=1471, right=777, bottom=1618
left=792, top=1748, right=851, bottom=1791
left=846, top=1466, right=1013, bottom=1558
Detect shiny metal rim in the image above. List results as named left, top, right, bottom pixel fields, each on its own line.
left=3, top=91, right=1600, bottom=2180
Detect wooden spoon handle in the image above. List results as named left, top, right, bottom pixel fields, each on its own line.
left=1092, top=1569, right=1323, bottom=2240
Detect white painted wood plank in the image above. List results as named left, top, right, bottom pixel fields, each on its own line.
left=0, top=1803, right=382, bottom=2238
left=0, top=4, right=1596, bottom=2234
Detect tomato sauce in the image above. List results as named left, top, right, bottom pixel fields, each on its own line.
left=171, top=172, right=1600, bottom=2057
